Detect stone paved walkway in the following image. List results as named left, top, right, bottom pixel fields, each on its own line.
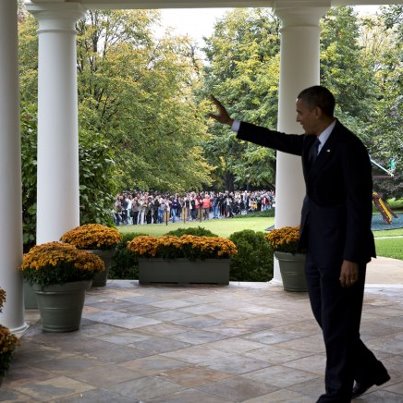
left=2, top=257, right=403, bottom=402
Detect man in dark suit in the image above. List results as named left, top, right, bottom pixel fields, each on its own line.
left=209, top=86, right=390, bottom=402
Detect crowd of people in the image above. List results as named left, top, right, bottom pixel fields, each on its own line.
left=113, top=190, right=275, bottom=226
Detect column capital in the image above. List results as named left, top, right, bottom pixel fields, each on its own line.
left=26, top=2, right=86, bottom=32
left=273, top=1, right=330, bottom=27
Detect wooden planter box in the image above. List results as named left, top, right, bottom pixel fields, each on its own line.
left=138, top=258, right=230, bottom=285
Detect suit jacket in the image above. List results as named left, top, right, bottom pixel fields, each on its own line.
left=237, top=120, right=376, bottom=266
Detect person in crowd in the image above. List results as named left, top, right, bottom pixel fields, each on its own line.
left=137, top=196, right=145, bottom=225
left=121, top=194, right=128, bottom=224
left=212, top=193, right=220, bottom=219
left=113, top=194, right=123, bottom=225
left=131, top=196, right=139, bottom=225
left=209, top=85, right=390, bottom=403
left=126, top=194, right=133, bottom=225
left=224, top=192, right=233, bottom=218
left=202, top=193, right=211, bottom=220
left=170, top=196, right=179, bottom=223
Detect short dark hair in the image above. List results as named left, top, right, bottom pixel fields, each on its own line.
left=297, top=85, right=335, bottom=117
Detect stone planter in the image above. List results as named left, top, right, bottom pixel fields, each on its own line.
left=275, top=251, right=308, bottom=292
left=138, top=258, right=230, bottom=285
left=32, top=280, right=91, bottom=332
left=23, top=280, right=37, bottom=309
left=87, top=249, right=115, bottom=287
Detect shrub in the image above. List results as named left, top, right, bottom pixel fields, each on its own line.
left=229, top=230, right=273, bottom=281
left=109, top=232, right=147, bottom=279
left=166, top=226, right=218, bottom=237
left=235, top=209, right=275, bottom=218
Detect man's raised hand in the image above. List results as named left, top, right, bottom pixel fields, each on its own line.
left=208, top=96, right=234, bottom=127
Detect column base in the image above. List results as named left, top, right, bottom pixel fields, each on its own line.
left=10, top=322, right=29, bottom=337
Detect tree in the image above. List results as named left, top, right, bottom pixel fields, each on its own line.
left=201, top=8, right=281, bottom=190
left=360, top=6, right=403, bottom=197
left=320, top=6, right=378, bottom=142
left=76, top=10, right=212, bottom=192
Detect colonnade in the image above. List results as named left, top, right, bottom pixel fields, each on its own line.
left=0, top=1, right=328, bottom=330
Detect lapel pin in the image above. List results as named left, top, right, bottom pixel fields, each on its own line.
left=326, top=149, right=331, bottom=152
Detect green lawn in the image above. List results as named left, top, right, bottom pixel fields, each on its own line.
left=373, top=228, right=403, bottom=238
left=119, top=216, right=274, bottom=238
left=375, top=238, right=403, bottom=260
left=119, top=216, right=402, bottom=260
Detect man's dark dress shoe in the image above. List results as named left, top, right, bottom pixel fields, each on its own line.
left=351, top=372, right=391, bottom=399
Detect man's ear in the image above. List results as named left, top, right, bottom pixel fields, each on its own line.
left=314, top=106, right=323, bottom=119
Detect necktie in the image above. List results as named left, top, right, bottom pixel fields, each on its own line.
left=311, top=138, right=321, bottom=163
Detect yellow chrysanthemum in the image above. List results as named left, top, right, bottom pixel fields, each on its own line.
left=127, top=235, right=237, bottom=259
left=60, top=224, right=121, bottom=250
left=266, top=226, right=301, bottom=253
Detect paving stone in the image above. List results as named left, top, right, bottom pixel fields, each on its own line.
left=243, top=388, right=313, bottom=402
left=169, top=329, right=228, bottom=345
left=197, top=375, right=279, bottom=401
left=119, top=355, right=191, bottom=375
left=57, top=388, right=135, bottom=402
left=149, top=387, right=232, bottom=403
left=242, top=365, right=319, bottom=388
left=159, top=366, right=231, bottom=387
left=5, top=279, right=403, bottom=403
left=107, top=375, right=185, bottom=400
left=201, top=354, right=272, bottom=375
left=15, top=376, right=94, bottom=401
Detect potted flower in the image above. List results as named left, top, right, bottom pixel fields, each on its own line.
left=20, top=242, right=104, bottom=332
left=60, top=223, right=122, bottom=287
left=266, top=226, right=307, bottom=292
left=127, top=235, right=237, bottom=284
left=0, top=288, right=19, bottom=385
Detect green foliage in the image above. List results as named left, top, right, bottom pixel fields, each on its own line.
left=19, top=14, right=39, bottom=250
left=20, top=106, right=37, bottom=251
left=362, top=6, right=403, bottom=198
left=229, top=229, right=273, bottom=281
left=79, top=132, right=117, bottom=225
left=166, top=226, right=218, bottom=237
left=109, top=232, right=147, bottom=279
left=320, top=6, right=402, bottom=198
left=22, top=264, right=96, bottom=287
left=201, top=9, right=280, bottom=190
left=77, top=10, right=212, bottom=193
left=321, top=7, right=375, bottom=121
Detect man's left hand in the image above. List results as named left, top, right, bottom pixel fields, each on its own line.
left=339, top=260, right=359, bottom=288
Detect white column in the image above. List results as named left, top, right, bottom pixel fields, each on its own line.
left=27, top=3, right=85, bottom=244
left=0, top=1, right=27, bottom=333
left=271, top=3, right=329, bottom=283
